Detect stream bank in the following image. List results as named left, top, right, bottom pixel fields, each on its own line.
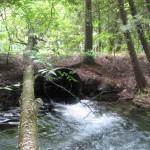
left=0, top=54, right=150, bottom=110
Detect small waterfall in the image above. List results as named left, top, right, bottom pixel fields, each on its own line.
left=53, top=100, right=123, bottom=140
left=0, top=100, right=150, bottom=150
left=39, top=100, right=150, bottom=150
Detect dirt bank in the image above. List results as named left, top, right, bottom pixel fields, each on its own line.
left=0, top=54, right=150, bottom=110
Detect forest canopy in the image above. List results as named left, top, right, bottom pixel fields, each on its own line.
left=0, top=0, right=149, bottom=56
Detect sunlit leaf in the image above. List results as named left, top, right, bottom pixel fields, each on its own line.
left=13, top=83, right=21, bottom=87
left=4, top=86, right=13, bottom=90
left=49, top=70, right=57, bottom=76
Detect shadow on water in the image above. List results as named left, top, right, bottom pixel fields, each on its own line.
left=0, top=100, right=150, bottom=150
left=0, top=127, right=18, bottom=150
left=0, top=107, right=19, bottom=150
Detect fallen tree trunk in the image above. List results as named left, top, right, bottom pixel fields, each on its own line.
left=18, top=35, right=42, bottom=150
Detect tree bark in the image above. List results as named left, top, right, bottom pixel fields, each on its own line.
left=117, top=0, right=147, bottom=90
left=127, top=0, right=150, bottom=64
left=18, top=34, right=42, bottom=150
left=84, top=0, right=95, bottom=64
left=84, top=0, right=93, bottom=51
left=97, top=11, right=102, bottom=52
left=95, top=0, right=101, bottom=52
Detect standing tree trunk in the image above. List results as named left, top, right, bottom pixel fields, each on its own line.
left=97, top=17, right=102, bottom=52
left=117, top=0, right=147, bottom=90
left=18, top=33, right=42, bottom=150
left=127, top=0, right=150, bottom=64
left=95, top=0, right=101, bottom=52
left=108, top=38, right=115, bottom=53
left=84, top=0, right=95, bottom=64
left=96, top=12, right=102, bottom=52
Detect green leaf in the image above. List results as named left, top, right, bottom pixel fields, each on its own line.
left=4, top=86, right=13, bottom=91
left=13, top=83, right=21, bottom=87
left=38, top=69, right=47, bottom=73
left=33, top=59, right=43, bottom=63
left=49, top=70, right=57, bottom=76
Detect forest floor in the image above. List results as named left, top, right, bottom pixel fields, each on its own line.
left=0, top=54, right=150, bottom=110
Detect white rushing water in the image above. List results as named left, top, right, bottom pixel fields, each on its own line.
left=0, top=101, right=150, bottom=150
left=39, top=100, right=150, bottom=150
left=54, top=100, right=123, bottom=140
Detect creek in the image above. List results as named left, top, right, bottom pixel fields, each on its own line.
left=0, top=100, right=150, bottom=150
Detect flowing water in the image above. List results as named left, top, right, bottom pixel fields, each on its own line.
left=0, top=100, right=150, bottom=150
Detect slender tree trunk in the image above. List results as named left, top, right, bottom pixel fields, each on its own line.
left=96, top=13, right=101, bottom=52
left=146, top=0, right=150, bottom=13
left=95, top=0, right=101, bottom=52
left=18, top=34, right=42, bottom=150
left=97, top=18, right=102, bottom=51
left=108, top=38, right=114, bottom=53
left=84, top=0, right=95, bottom=64
left=117, top=0, right=147, bottom=90
left=116, top=35, right=123, bottom=52
left=84, top=0, right=93, bottom=51
left=127, top=0, right=150, bottom=64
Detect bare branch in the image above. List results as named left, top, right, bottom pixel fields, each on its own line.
left=1, top=7, right=12, bottom=42
left=40, top=0, right=55, bottom=37
left=47, top=79, right=77, bottom=99
left=46, top=78, right=95, bottom=114
left=21, top=7, right=35, bottom=35
left=13, top=26, right=27, bottom=45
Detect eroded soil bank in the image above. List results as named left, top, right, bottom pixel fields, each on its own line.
left=0, top=54, right=150, bottom=110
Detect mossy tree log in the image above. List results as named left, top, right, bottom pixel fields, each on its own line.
left=18, top=34, right=42, bottom=150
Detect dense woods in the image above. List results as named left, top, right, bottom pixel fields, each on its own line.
left=0, top=0, right=150, bottom=149
left=1, top=0, right=149, bottom=88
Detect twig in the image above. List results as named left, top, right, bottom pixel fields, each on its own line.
left=91, top=89, right=120, bottom=101
left=46, top=79, right=77, bottom=99
left=13, top=26, right=27, bottom=45
left=91, top=90, right=105, bottom=101
left=40, top=0, right=55, bottom=37
left=44, top=79, right=94, bottom=115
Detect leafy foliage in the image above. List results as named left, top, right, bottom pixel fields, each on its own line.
left=0, top=82, right=21, bottom=91
left=0, top=0, right=149, bottom=56
left=38, top=68, right=78, bottom=83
